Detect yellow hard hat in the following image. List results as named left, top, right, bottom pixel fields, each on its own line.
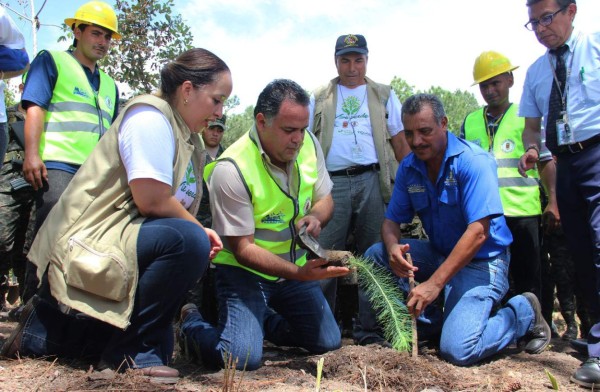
left=64, top=1, right=121, bottom=40
left=472, top=51, right=518, bottom=86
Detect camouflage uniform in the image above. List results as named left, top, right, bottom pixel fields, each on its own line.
left=0, top=106, right=36, bottom=307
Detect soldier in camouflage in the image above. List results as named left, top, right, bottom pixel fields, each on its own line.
left=0, top=105, right=35, bottom=315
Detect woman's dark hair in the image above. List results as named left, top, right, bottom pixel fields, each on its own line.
left=159, top=48, right=229, bottom=103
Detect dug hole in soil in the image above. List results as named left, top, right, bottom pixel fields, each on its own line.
left=0, top=307, right=587, bottom=392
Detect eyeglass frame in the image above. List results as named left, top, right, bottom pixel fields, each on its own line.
left=524, top=6, right=567, bottom=31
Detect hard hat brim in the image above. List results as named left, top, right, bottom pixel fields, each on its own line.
left=472, top=65, right=519, bottom=86
left=64, top=17, right=122, bottom=40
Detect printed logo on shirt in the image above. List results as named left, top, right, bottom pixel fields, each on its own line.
left=444, top=170, right=458, bottom=187
left=105, top=96, right=114, bottom=111
left=501, top=139, right=515, bottom=153
left=408, top=184, right=426, bottom=194
left=73, top=86, right=90, bottom=99
left=261, top=211, right=285, bottom=224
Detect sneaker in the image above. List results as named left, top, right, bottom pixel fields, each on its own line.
left=571, top=357, right=600, bottom=388
left=521, top=292, right=551, bottom=354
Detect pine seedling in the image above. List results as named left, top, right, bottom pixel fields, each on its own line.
left=348, top=255, right=412, bottom=352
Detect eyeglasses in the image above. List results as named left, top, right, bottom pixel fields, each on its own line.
left=524, top=6, right=567, bottom=31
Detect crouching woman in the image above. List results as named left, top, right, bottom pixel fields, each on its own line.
left=1, top=48, right=232, bottom=383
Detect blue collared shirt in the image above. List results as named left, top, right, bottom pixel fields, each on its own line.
left=386, top=132, right=512, bottom=259
left=520, top=29, right=600, bottom=142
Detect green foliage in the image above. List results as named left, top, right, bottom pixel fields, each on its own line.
left=101, top=0, right=193, bottom=95
left=349, top=256, right=412, bottom=352
left=390, top=76, right=480, bottom=136
left=222, top=105, right=254, bottom=149
left=2, top=80, right=17, bottom=108
left=545, top=368, right=560, bottom=390
left=423, top=86, right=479, bottom=135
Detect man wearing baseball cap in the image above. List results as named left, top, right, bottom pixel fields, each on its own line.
left=308, top=34, right=409, bottom=339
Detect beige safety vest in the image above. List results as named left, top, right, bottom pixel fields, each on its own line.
left=311, top=76, right=398, bottom=202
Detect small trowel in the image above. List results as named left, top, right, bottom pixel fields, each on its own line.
left=297, top=225, right=327, bottom=259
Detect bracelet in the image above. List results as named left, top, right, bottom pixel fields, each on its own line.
left=525, top=144, right=540, bottom=158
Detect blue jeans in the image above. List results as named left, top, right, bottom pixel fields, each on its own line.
left=355, top=240, right=535, bottom=366
left=0, top=122, right=7, bottom=170
left=19, top=218, right=209, bottom=368
left=319, top=170, right=385, bottom=311
left=180, top=264, right=341, bottom=370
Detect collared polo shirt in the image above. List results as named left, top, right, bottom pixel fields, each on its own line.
left=386, top=132, right=512, bottom=259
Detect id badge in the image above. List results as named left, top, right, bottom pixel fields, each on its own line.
left=351, top=143, right=364, bottom=159
left=557, top=118, right=575, bottom=146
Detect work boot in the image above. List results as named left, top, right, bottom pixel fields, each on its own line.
left=571, top=338, right=588, bottom=356
left=562, top=310, right=579, bottom=341
left=571, top=357, right=600, bottom=388
left=521, top=292, right=551, bottom=354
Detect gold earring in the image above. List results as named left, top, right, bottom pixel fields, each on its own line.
left=184, top=99, right=188, bottom=105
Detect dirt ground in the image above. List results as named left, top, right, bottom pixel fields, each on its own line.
left=0, top=311, right=589, bottom=392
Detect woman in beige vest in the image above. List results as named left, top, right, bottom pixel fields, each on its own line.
left=2, top=48, right=233, bottom=384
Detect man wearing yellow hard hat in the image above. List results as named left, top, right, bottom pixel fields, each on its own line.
left=21, top=1, right=120, bottom=238
left=461, top=51, right=545, bottom=345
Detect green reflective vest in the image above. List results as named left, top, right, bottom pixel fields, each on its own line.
left=205, top=129, right=319, bottom=281
left=463, top=104, right=541, bottom=217
left=40, top=50, right=117, bottom=165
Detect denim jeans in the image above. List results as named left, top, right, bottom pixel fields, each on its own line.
left=180, top=264, right=341, bottom=370
left=319, top=170, right=386, bottom=311
left=355, top=239, right=535, bottom=366
left=19, top=218, right=209, bottom=368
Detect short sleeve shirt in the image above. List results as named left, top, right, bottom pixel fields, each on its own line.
left=386, top=132, right=512, bottom=258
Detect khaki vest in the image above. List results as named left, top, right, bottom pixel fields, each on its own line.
left=463, top=104, right=541, bottom=217
left=28, top=95, right=205, bottom=329
left=311, top=76, right=398, bottom=202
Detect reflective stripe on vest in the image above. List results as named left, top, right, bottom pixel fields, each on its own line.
left=464, top=104, right=541, bottom=216
left=205, top=130, right=319, bottom=281
left=40, top=50, right=117, bottom=165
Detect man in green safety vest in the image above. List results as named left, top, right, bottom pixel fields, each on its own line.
left=21, top=1, right=120, bottom=235
left=461, top=51, right=542, bottom=303
left=179, top=79, right=351, bottom=371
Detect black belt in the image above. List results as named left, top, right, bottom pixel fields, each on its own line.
left=329, top=163, right=380, bottom=177
left=555, top=134, right=600, bottom=156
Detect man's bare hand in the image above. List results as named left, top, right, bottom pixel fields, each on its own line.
left=296, top=258, right=350, bottom=281
left=406, top=280, right=443, bottom=318
left=518, top=150, right=538, bottom=177
left=23, top=153, right=47, bottom=190
left=388, top=243, right=418, bottom=278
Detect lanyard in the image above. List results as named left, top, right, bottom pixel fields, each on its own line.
left=483, top=105, right=508, bottom=153
left=547, top=33, right=579, bottom=115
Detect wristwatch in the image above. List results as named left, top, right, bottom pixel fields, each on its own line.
left=525, top=144, right=540, bottom=159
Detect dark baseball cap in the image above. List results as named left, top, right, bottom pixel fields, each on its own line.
left=335, top=34, right=368, bottom=56
left=208, top=114, right=226, bottom=131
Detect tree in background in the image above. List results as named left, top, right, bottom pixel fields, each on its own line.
left=222, top=104, right=254, bottom=149
left=104, top=0, right=193, bottom=95
left=390, top=76, right=479, bottom=135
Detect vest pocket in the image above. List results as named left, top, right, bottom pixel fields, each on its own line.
left=64, top=237, right=129, bottom=302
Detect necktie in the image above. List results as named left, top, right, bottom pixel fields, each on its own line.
left=546, top=45, right=569, bottom=153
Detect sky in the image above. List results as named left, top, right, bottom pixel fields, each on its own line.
left=4, top=0, right=600, bottom=111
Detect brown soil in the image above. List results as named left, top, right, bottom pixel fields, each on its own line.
left=0, top=314, right=587, bottom=392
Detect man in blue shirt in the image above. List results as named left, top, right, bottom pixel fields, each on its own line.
left=355, top=94, right=550, bottom=366
left=517, top=0, right=600, bottom=387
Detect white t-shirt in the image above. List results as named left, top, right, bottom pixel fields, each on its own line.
left=308, top=84, right=404, bottom=171
left=118, top=105, right=197, bottom=209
